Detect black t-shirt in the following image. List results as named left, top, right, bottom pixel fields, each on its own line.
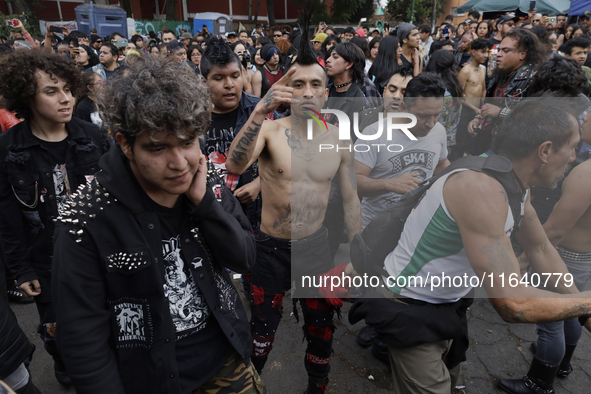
left=133, top=170, right=233, bottom=392
left=206, top=108, right=240, bottom=158
left=104, top=68, right=115, bottom=80
left=330, top=89, right=348, bottom=98
left=36, top=136, right=71, bottom=212
left=73, top=96, right=96, bottom=124
left=459, top=52, right=471, bottom=66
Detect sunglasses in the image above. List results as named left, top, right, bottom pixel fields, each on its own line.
left=274, top=34, right=282, bottom=37
left=95, top=40, right=102, bottom=43
left=506, top=22, right=515, bottom=27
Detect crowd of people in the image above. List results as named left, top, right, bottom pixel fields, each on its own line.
left=0, top=8, right=591, bottom=394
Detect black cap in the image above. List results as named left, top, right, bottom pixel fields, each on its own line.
left=497, top=14, right=518, bottom=28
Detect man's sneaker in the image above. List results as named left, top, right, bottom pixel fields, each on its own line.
left=7, top=285, right=34, bottom=304
left=357, top=325, right=377, bottom=347
left=54, top=360, right=72, bottom=387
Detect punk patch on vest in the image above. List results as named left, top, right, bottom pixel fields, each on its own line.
left=110, top=299, right=154, bottom=349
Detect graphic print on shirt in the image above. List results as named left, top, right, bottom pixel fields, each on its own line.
left=162, top=235, right=210, bottom=338
left=206, top=126, right=241, bottom=192
left=114, top=303, right=146, bottom=341
left=52, top=163, right=72, bottom=212
left=386, top=149, right=436, bottom=204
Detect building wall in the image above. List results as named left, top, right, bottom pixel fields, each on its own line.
left=436, top=0, right=470, bottom=26
left=188, top=0, right=299, bottom=22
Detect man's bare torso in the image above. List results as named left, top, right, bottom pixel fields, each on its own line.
left=259, top=116, right=342, bottom=240
left=462, top=64, right=486, bottom=109
left=559, top=159, right=591, bottom=253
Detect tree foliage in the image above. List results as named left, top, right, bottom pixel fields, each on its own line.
left=294, top=0, right=367, bottom=24
left=349, top=0, right=377, bottom=23
left=386, top=0, right=444, bottom=25
left=0, top=12, right=42, bottom=38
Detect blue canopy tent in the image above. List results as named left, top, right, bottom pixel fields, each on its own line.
left=457, top=0, right=570, bottom=15
left=569, top=0, right=591, bottom=15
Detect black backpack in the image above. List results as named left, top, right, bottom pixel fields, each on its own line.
left=349, top=155, right=524, bottom=278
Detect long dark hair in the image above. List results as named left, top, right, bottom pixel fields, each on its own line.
left=368, top=35, right=399, bottom=89
left=350, top=36, right=370, bottom=59
left=424, top=50, right=463, bottom=97
left=321, top=34, right=340, bottom=59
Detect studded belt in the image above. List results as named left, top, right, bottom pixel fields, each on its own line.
left=557, top=246, right=591, bottom=262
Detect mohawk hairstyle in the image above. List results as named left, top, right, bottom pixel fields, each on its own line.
left=200, top=36, right=241, bottom=79
left=293, top=6, right=322, bottom=68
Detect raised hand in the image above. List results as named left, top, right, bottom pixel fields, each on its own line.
left=255, top=67, right=297, bottom=115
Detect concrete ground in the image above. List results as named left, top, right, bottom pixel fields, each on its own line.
left=10, top=290, right=591, bottom=394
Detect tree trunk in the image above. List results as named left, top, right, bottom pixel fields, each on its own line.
left=166, top=0, right=176, bottom=21
left=248, top=0, right=253, bottom=23
left=12, top=0, right=38, bottom=30
left=266, top=0, right=275, bottom=26
left=431, top=0, right=437, bottom=32
left=253, top=0, right=263, bottom=24
left=121, top=0, right=133, bottom=18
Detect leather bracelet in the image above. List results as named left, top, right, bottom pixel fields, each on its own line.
left=578, top=314, right=591, bottom=326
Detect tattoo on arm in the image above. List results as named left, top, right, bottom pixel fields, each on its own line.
left=500, top=190, right=508, bottom=203
left=228, top=121, right=262, bottom=165
left=262, top=91, right=274, bottom=107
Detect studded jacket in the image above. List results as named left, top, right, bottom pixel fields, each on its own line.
left=52, top=145, right=256, bottom=394
left=0, top=118, right=111, bottom=285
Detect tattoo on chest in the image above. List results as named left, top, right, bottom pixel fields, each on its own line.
left=285, top=128, right=315, bottom=161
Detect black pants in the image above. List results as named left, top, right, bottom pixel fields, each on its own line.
left=450, top=106, right=477, bottom=161
left=33, top=272, right=61, bottom=362
left=249, top=228, right=335, bottom=381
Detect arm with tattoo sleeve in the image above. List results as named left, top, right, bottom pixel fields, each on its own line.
left=226, top=67, right=297, bottom=175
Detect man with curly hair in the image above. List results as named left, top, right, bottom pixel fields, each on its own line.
left=52, top=57, right=265, bottom=394
left=0, top=51, right=112, bottom=387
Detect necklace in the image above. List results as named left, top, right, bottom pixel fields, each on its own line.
left=264, top=64, right=279, bottom=75
left=512, top=170, right=527, bottom=201
left=334, top=80, right=353, bottom=89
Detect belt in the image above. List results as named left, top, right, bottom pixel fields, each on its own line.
left=289, top=227, right=328, bottom=252
left=558, top=247, right=591, bottom=262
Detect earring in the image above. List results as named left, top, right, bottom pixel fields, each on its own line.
left=540, top=160, right=548, bottom=171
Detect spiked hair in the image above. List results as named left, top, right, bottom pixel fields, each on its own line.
left=294, top=16, right=322, bottom=68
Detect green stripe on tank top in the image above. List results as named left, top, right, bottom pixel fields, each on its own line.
left=389, top=204, right=464, bottom=294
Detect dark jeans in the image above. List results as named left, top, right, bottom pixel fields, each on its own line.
left=534, top=247, right=591, bottom=366
left=249, top=228, right=335, bottom=381
left=33, top=272, right=61, bottom=362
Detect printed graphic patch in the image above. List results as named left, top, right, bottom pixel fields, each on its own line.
left=163, top=235, right=210, bottom=339
left=306, top=353, right=330, bottom=365
left=112, top=300, right=153, bottom=349
left=44, top=322, right=57, bottom=337
left=252, top=333, right=274, bottom=358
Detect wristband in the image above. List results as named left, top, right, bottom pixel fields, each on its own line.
left=499, top=107, right=511, bottom=118
left=578, top=314, right=591, bottom=326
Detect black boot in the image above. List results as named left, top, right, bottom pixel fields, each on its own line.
left=303, top=377, right=329, bottom=394
left=15, top=378, right=42, bottom=394
left=371, top=335, right=390, bottom=365
left=497, top=357, right=558, bottom=394
left=557, top=344, right=576, bottom=378
left=356, top=325, right=376, bottom=348
left=54, top=360, right=71, bottom=387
